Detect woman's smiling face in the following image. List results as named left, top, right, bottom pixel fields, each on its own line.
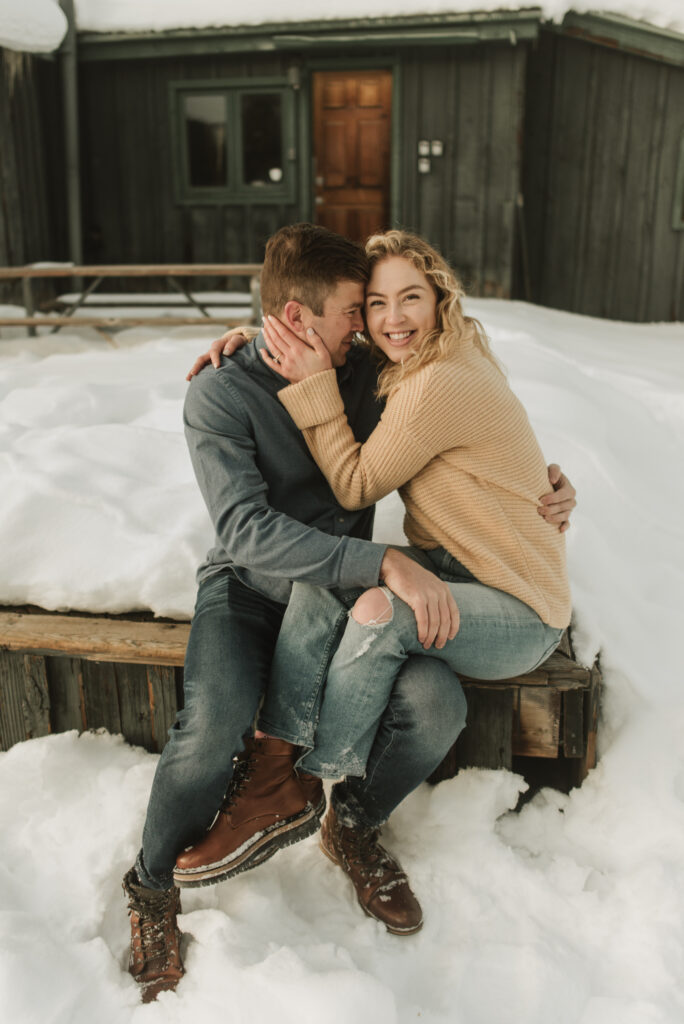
left=365, top=256, right=438, bottom=362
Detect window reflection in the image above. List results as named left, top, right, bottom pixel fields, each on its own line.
left=241, top=94, right=283, bottom=187
left=183, top=95, right=227, bottom=188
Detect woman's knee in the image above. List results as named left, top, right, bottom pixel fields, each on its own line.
left=351, top=587, right=394, bottom=626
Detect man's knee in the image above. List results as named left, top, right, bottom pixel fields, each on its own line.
left=351, top=587, right=393, bottom=626
left=394, top=657, right=468, bottom=742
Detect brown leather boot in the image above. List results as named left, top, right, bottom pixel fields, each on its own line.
left=123, top=867, right=184, bottom=1003
left=297, top=769, right=325, bottom=820
left=319, top=805, right=423, bottom=935
left=173, top=737, right=321, bottom=888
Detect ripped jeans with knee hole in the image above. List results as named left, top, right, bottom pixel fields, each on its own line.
left=260, top=547, right=563, bottom=779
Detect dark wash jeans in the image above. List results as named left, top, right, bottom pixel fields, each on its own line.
left=136, top=570, right=467, bottom=890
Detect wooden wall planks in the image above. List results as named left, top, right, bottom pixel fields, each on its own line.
left=79, top=52, right=300, bottom=278
left=523, top=31, right=684, bottom=322
left=400, top=44, right=526, bottom=298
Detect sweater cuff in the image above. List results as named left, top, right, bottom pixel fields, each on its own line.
left=278, top=369, right=344, bottom=428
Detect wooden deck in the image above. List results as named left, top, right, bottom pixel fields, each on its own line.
left=0, top=610, right=600, bottom=791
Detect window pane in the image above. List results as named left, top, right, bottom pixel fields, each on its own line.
left=183, top=94, right=227, bottom=188
left=241, top=93, right=283, bottom=187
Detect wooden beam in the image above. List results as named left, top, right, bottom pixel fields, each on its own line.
left=0, top=612, right=190, bottom=667
left=0, top=316, right=245, bottom=328
left=0, top=264, right=262, bottom=279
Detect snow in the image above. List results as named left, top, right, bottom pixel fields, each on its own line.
left=0, top=0, right=67, bottom=54
left=71, top=0, right=684, bottom=38
left=1, top=299, right=683, bottom=1021
left=4, top=0, right=683, bottom=55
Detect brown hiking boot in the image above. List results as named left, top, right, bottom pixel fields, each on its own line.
left=123, top=867, right=184, bottom=1003
left=173, top=737, right=322, bottom=888
left=319, top=806, right=423, bottom=935
left=297, top=769, right=325, bottom=820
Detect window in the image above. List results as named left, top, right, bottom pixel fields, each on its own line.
left=673, top=129, right=684, bottom=231
left=171, top=80, right=295, bottom=204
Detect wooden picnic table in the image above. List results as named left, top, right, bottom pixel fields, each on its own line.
left=0, top=263, right=263, bottom=339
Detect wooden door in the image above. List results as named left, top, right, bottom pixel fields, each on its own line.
left=312, top=70, right=392, bottom=242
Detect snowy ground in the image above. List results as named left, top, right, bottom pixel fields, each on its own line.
left=0, top=301, right=683, bottom=1022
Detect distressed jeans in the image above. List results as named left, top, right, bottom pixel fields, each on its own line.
left=262, top=548, right=563, bottom=779
left=136, top=568, right=467, bottom=889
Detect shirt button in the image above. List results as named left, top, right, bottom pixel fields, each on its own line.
left=338, top=516, right=345, bottom=522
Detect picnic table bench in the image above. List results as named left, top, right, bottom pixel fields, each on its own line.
left=0, top=263, right=262, bottom=341
left=0, top=609, right=600, bottom=795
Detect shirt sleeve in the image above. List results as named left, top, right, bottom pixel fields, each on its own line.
left=278, top=367, right=445, bottom=510
left=183, top=371, right=386, bottom=589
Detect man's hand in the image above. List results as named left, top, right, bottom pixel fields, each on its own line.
left=260, top=316, right=332, bottom=382
left=380, top=548, right=459, bottom=650
left=185, top=327, right=251, bottom=381
left=538, top=464, right=577, bottom=533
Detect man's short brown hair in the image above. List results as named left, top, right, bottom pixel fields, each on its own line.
left=260, top=223, right=369, bottom=317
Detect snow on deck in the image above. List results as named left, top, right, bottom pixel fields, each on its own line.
left=1, top=300, right=683, bottom=1023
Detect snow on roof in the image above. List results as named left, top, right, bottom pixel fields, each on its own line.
left=3, top=0, right=683, bottom=57
left=73, top=0, right=684, bottom=39
left=0, top=0, right=67, bottom=54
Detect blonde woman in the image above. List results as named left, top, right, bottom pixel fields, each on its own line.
left=256, top=230, right=571, bottom=780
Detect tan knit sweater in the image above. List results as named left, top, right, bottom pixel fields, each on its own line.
left=279, top=341, right=571, bottom=628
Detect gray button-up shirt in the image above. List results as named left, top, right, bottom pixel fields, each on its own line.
left=184, top=333, right=387, bottom=605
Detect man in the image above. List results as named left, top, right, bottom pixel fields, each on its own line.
left=123, top=224, right=575, bottom=1002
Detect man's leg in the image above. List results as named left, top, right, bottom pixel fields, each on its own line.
left=125, top=570, right=287, bottom=1002
left=136, top=571, right=286, bottom=889
left=320, top=655, right=467, bottom=934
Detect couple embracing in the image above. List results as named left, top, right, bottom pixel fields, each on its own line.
left=122, top=223, right=574, bottom=1002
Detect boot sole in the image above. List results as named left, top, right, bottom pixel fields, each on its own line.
left=173, top=805, right=321, bottom=889
left=319, top=838, right=424, bottom=936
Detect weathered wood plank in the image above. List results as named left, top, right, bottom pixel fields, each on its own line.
left=117, top=662, right=156, bottom=751
left=0, top=612, right=190, bottom=666
left=22, top=654, right=51, bottom=739
left=0, top=263, right=262, bottom=279
left=0, top=651, right=31, bottom=749
left=147, top=664, right=179, bottom=752
left=514, top=686, right=561, bottom=758
left=46, top=656, right=86, bottom=733
left=81, top=660, right=122, bottom=735
left=458, top=685, right=514, bottom=769
left=0, top=651, right=51, bottom=749
left=562, top=687, right=585, bottom=757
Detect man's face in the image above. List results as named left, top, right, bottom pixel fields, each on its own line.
left=301, top=280, right=365, bottom=368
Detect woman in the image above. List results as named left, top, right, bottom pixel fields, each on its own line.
left=257, top=230, right=571, bottom=779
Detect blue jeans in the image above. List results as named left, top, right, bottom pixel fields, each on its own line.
left=263, top=549, right=563, bottom=779
left=136, top=569, right=467, bottom=889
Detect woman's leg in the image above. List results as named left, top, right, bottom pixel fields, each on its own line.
left=300, top=580, right=563, bottom=778
left=258, top=581, right=360, bottom=747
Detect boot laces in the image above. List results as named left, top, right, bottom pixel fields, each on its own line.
left=220, top=753, right=256, bottom=812
left=346, top=827, right=406, bottom=884
left=124, top=881, right=178, bottom=962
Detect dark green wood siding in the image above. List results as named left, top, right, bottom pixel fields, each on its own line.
left=399, top=44, right=527, bottom=297
left=79, top=52, right=302, bottom=278
left=0, top=50, right=67, bottom=302
left=78, top=43, right=527, bottom=297
left=523, top=30, right=684, bottom=322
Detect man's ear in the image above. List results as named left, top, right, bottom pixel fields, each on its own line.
left=280, top=301, right=310, bottom=340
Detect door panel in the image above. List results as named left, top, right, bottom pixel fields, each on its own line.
left=313, top=70, right=392, bottom=242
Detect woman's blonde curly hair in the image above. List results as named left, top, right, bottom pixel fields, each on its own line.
left=362, top=230, right=502, bottom=399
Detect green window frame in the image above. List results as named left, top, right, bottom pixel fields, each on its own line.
left=170, top=78, right=296, bottom=205
left=673, top=129, right=684, bottom=231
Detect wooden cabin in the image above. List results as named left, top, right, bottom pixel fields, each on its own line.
left=0, top=48, right=67, bottom=304
left=523, top=13, right=684, bottom=322
left=73, top=10, right=537, bottom=302
left=2, top=8, right=683, bottom=320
